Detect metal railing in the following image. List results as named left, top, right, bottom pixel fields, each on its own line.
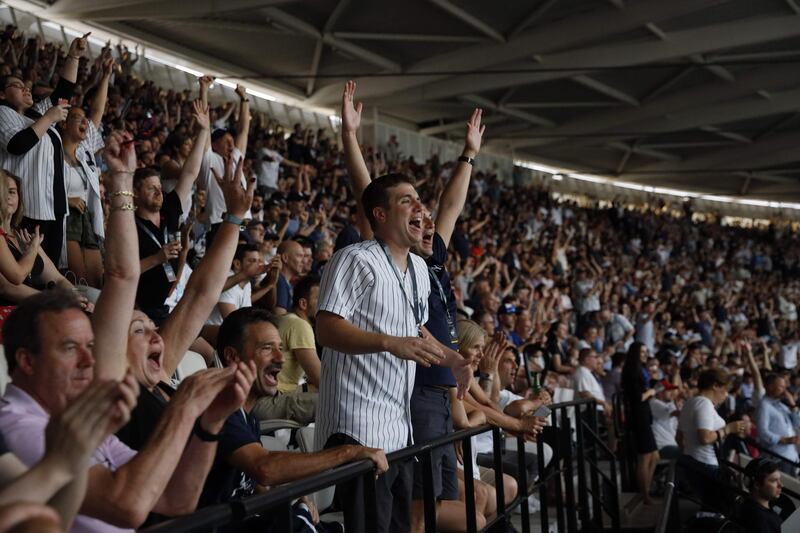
left=655, top=462, right=678, bottom=533
left=142, top=397, right=617, bottom=533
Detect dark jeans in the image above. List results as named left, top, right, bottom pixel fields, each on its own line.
left=677, top=454, right=722, bottom=510
left=410, top=385, right=458, bottom=501
left=325, top=433, right=413, bottom=533
left=22, top=215, right=63, bottom=267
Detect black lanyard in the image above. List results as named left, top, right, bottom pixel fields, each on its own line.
left=377, top=240, right=421, bottom=331
left=428, top=267, right=458, bottom=345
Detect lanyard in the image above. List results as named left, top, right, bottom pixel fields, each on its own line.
left=428, top=267, right=458, bottom=344
left=135, top=217, right=167, bottom=248
left=377, top=240, right=421, bottom=331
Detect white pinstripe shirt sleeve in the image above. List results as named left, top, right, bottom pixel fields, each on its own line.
left=0, top=107, right=30, bottom=149
left=317, top=246, right=375, bottom=320
left=80, top=120, right=104, bottom=155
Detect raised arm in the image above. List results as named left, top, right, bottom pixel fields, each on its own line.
left=435, top=108, right=484, bottom=246
left=173, top=101, right=210, bottom=211
left=91, top=132, right=140, bottom=381
left=198, top=75, right=214, bottom=152
left=88, top=53, right=113, bottom=128
left=158, top=157, right=254, bottom=378
left=234, top=85, right=250, bottom=154
left=340, top=81, right=373, bottom=239
left=59, top=33, right=89, bottom=84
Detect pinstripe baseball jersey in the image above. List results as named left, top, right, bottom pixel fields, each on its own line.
left=315, top=240, right=431, bottom=452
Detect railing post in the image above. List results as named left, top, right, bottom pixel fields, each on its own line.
left=588, top=406, right=602, bottom=528
left=363, top=469, right=379, bottom=532
left=421, top=451, right=437, bottom=533
left=608, top=448, right=621, bottom=532
left=551, top=407, right=565, bottom=533
left=517, top=434, right=530, bottom=533
left=562, top=404, right=577, bottom=533
left=575, top=402, right=590, bottom=529
left=492, top=426, right=506, bottom=528
left=462, top=436, right=478, bottom=533
left=274, top=501, right=294, bottom=533
left=537, top=436, right=549, bottom=533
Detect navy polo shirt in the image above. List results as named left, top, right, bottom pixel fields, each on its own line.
left=416, top=232, right=457, bottom=387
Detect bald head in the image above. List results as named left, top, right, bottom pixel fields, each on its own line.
left=279, top=240, right=305, bottom=277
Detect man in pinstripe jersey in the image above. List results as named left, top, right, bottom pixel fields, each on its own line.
left=316, top=171, right=471, bottom=533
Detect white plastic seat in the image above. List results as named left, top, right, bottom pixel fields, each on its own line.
left=174, top=350, right=208, bottom=383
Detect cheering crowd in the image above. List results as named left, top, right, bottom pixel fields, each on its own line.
left=0, top=24, right=796, bottom=533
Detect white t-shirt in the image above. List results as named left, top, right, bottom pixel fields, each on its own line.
left=678, top=395, right=725, bottom=465
left=206, top=278, right=252, bottom=326
left=780, top=341, right=800, bottom=370
left=650, top=398, right=678, bottom=449
left=198, top=147, right=251, bottom=224
left=574, top=365, right=605, bottom=411
left=256, top=147, right=283, bottom=189
left=607, top=313, right=634, bottom=344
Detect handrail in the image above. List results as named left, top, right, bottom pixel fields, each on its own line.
left=655, top=462, right=677, bottom=533
left=142, top=397, right=610, bottom=533
left=745, top=438, right=800, bottom=467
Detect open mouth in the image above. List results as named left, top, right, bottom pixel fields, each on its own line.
left=147, top=350, right=162, bottom=371
left=263, top=364, right=282, bottom=387
left=422, top=230, right=434, bottom=247
left=409, top=216, right=423, bottom=235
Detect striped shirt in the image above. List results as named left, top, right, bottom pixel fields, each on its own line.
left=0, top=98, right=69, bottom=220
left=315, top=240, right=431, bottom=453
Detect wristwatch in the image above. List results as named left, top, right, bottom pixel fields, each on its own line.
left=457, top=155, right=475, bottom=166
left=193, top=420, right=222, bottom=442
left=222, top=212, right=244, bottom=226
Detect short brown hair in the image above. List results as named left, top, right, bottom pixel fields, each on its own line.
left=697, top=368, right=730, bottom=391
left=361, top=173, right=415, bottom=230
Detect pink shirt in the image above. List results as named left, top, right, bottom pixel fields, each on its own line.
left=0, top=384, right=136, bottom=533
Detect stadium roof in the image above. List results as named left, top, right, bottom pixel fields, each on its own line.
left=12, top=0, right=800, bottom=200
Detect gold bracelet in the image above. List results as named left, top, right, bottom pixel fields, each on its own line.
left=110, top=190, right=134, bottom=198
left=111, top=203, right=135, bottom=213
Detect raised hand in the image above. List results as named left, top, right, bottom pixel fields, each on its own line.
left=211, top=156, right=254, bottom=219
left=68, top=32, right=91, bottom=58
left=341, top=80, right=362, bottom=134
left=170, top=367, right=238, bottom=424
left=192, top=100, right=210, bottom=130
left=104, top=130, right=137, bottom=175
left=199, top=75, right=215, bottom=88
left=463, top=107, right=485, bottom=158
left=101, top=53, right=115, bottom=78
left=263, top=256, right=282, bottom=287
left=235, top=84, right=248, bottom=101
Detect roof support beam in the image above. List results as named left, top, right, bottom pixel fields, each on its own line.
left=460, top=94, right=554, bottom=127
left=427, top=0, right=505, bottom=42
left=261, top=6, right=400, bottom=72
left=786, top=0, right=800, bottom=15
left=307, top=0, right=730, bottom=105
left=607, top=141, right=679, bottom=162
left=507, top=0, right=560, bottom=39
left=305, top=0, right=350, bottom=96
left=625, top=130, right=800, bottom=176
left=572, top=75, right=639, bottom=106
left=507, top=101, right=622, bottom=108
left=367, top=12, right=800, bottom=108
left=698, top=125, right=750, bottom=144
left=331, top=32, right=485, bottom=43
left=420, top=115, right=504, bottom=135
left=45, top=0, right=295, bottom=20
left=641, top=66, right=694, bottom=103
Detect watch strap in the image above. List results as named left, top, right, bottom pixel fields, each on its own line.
left=193, top=420, right=222, bottom=442
left=457, top=155, right=475, bottom=165
left=222, top=212, right=244, bottom=226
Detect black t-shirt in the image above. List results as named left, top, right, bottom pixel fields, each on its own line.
left=738, top=498, right=781, bottom=533
left=0, top=429, right=8, bottom=456
left=116, top=384, right=173, bottom=451
left=135, top=190, right=183, bottom=312
left=416, top=232, right=456, bottom=387
left=199, top=409, right=260, bottom=507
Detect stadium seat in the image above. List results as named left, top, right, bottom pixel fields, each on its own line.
left=174, top=351, right=208, bottom=383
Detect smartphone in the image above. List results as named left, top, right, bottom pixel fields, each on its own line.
left=533, top=405, right=551, bottom=418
